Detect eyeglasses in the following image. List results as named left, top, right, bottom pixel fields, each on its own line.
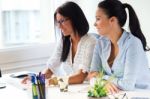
left=56, top=18, right=69, bottom=26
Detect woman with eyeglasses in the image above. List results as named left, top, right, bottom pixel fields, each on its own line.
left=88, top=0, right=150, bottom=93
left=22, top=1, right=96, bottom=85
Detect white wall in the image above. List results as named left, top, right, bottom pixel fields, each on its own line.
left=75, top=0, right=100, bottom=33
left=0, top=43, right=55, bottom=74
left=0, top=0, right=55, bottom=74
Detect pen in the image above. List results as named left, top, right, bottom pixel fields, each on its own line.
left=31, top=75, right=38, bottom=99
left=39, top=73, right=46, bottom=99
left=122, top=93, right=126, bottom=99
left=37, top=76, right=44, bottom=99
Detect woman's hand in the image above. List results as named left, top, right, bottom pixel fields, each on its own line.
left=104, top=82, right=120, bottom=94
left=42, top=68, right=53, bottom=79
left=47, top=77, right=58, bottom=86
left=21, top=76, right=31, bottom=84
left=21, top=68, right=53, bottom=84
left=87, top=71, right=99, bottom=80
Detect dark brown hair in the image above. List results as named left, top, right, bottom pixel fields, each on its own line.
left=98, top=0, right=149, bottom=51
left=54, top=1, right=89, bottom=61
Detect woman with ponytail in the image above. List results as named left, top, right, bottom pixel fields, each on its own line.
left=88, top=0, right=150, bottom=93
left=22, top=1, right=96, bottom=85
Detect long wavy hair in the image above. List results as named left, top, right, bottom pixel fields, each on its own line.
left=54, top=1, right=89, bottom=62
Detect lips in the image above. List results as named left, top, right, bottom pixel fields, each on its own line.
left=62, top=30, right=68, bottom=36
left=61, top=29, right=66, bottom=34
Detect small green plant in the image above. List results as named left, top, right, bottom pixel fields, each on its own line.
left=88, top=72, right=108, bottom=98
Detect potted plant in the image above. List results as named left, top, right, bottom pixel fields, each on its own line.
left=87, top=72, right=110, bottom=99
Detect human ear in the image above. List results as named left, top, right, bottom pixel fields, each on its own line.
left=110, top=16, right=117, bottom=23
left=109, top=16, right=118, bottom=26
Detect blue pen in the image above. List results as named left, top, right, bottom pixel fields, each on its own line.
left=41, top=74, right=45, bottom=84
left=31, top=75, right=38, bottom=99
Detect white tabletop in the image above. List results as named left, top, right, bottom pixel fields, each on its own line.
left=1, top=73, right=150, bottom=99
left=1, top=82, right=150, bottom=99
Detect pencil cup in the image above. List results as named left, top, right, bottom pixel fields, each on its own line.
left=30, top=72, right=46, bottom=99
left=32, top=84, right=47, bottom=99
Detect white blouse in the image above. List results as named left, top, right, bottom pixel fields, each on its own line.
left=47, top=34, right=97, bottom=76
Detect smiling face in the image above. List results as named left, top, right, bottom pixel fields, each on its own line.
left=94, top=8, right=112, bottom=36
left=56, top=13, right=74, bottom=36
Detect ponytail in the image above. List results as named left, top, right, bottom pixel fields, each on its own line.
left=123, top=3, right=149, bottom=51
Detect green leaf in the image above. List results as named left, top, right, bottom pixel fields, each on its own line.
left=87, top=71, right=113, bottom=98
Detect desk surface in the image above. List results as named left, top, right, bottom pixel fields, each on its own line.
left=1, top=74, right=150, bottom=99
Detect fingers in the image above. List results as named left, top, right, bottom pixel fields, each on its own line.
left=110, top=83, right=120, bottom=93
left=42, top=68, right=53, bottom=79
left=105, top=83, right=120, bottom=94
left=21, top=76, right=31, bottom=84
left=47, top=77, right=58, bottom=86
left=110, top=84, right=120, bottom=94
left=87, top=72, right=99, bottom=80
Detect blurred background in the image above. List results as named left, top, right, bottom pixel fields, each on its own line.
left=0, top=0, right=150, bottom=74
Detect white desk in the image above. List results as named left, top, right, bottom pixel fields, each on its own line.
left=45, top=85, right=150, bottom=99
left=0, top=83, right=29, bottom=99
left=1, top=74, right=150, bottom=99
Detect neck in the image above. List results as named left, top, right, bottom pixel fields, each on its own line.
left=107, top=28, right=122, bottom=45
left=70, top=33, right=80, bottom=45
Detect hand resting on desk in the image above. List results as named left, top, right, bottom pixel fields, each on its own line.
left=21, top=68, right=52, bottom=84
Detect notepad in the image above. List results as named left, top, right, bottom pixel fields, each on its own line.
left=0, top=83, right=6, bottom=89
left=10, top=71, right=35, bottom=78
left=0, top=77, right=6, bottom=89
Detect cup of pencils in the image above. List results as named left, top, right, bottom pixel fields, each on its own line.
left=31, top=72, right=46, bottom=99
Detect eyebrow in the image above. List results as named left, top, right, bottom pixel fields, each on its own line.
left=96, top=16, right=101, bottom=18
